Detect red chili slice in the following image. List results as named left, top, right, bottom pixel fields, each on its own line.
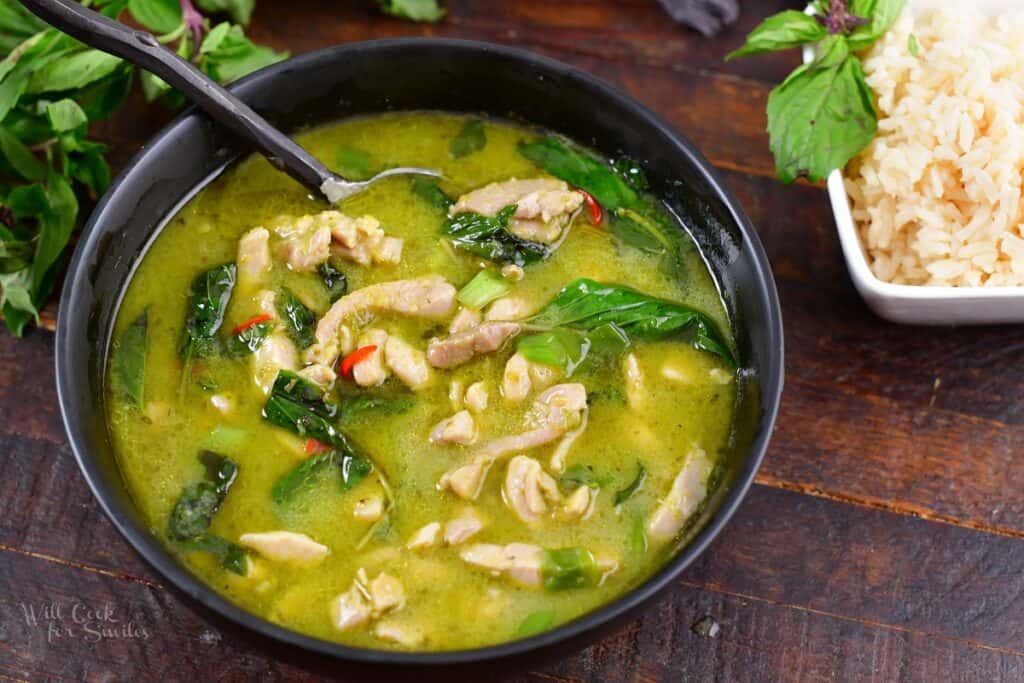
left=231, top=313, right=272, bottom=336
left=577, top=189, right=603, bottom=226
left=338, top=345, right=379, bottom=379
left=304, top=438, right=331, bottom=455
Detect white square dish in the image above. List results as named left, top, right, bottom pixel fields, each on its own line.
left=804, top=1, right=1024, bottom=325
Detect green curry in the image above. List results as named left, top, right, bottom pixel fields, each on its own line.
left=105, top=112, right=738, bottom=651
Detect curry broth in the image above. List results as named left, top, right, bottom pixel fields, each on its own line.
left=106, top=112, right=737, bottom=650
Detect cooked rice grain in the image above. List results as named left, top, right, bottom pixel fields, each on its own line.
left=846, top=4, right=1024, bottom=286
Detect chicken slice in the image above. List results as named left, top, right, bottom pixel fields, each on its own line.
left=331, top=584, right=372, bottom=631
left=429, top=410, right=477, bottom=446
left=353, top=496, right=384, bottom=523
left=384, top=336, right=431, bottom=390
left=459, top=543, right=544, bottom=587
left=351, top=329, right=389, bottom=387
left=647, top=448, right=713, bottom=543
left=427, top=322, right=521, bottom=369
left=485, top=296, right=535, bottom=322
left=622, top=353, right=644, bottom=409
left=368, top=572, right=405, bottom=613
left=449, top=306, right=482, bottom=334
left=238, top=531, right=328, bottom=565
left=502, top=352, right=532, bottom=403
left=438, top=460, right=489, bottom=500
left=297, top=363, right=336, bottom=388
left=530, top=383, right=588, bottom=431
left=374, top=619, right=424, bottom=648
left=503, top=455, right=561, bottom=524
left=274, top=214, right=332, bottom=272
left=451, top=178, right=583, bottom=245
left=561, top=485, right=593, bottom=521
left=316, top=276, right=457, bottom=347
left=463, top=381, right=489, bottom=414
left=329, top=212, right=403, bottom=266
left=443, top=508, right=485, bottom=546
left=237, top=227, right=270, bottom=284
left=406, top=522, right=442, bottom=551
left=252, top=333, right=297, bottom=395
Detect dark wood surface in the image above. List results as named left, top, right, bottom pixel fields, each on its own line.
left=3, top=1, right=1022, bottom=681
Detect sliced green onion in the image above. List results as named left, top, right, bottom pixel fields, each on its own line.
left=457, top=269, right=511, bottom=310
left=541, top=547, right=599, bottom=591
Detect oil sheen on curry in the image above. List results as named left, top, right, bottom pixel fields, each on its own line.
left=105, top=113, right=738, bottom=651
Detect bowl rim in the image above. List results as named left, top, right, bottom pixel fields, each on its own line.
left=56, top=37, right=784, bottom=665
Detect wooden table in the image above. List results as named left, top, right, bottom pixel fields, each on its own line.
left=2, top=2, right=1021, bottom=680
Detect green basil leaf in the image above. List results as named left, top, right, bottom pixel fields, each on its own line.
left=225, top=320, right=272, bottom=357
left=767, top=36, right=876, bottom=183
left=277, top=288, right=315, bottom=349
left=5, top=183, right=47, bottom=218
left=196, top=0, right=255, bottom=25
left=167, top=452, right=238, bottom=541
left=410, top=176, right=453, bottom=210
left=614, top=462, right=646, bottom=506
left=443, top=205, right=549, bottom=266
left=181, top=263, right=236, bottom=360
left=558, top=464, right=612, bottom=489
left=335, top=145, right=374, bottom=181
left=726, top=10, right=827, bottom=60
left=128, top=0, right=182, bottom=34
left=45, top=98, right=87, bottom=133
left=200, top=22, right=232, bottom=53
left=68, top=141, right=111, bottom=197
left=518, top=136, right=637, bottom=210
left=339, top=394, right=416, bottom=420
left=517, top=329, right=589, bottom=375
left=630, top=513, right=648, bottom=554
left=198, top=25, right=287, bottom=84
left=111, top=309, right=148, bottom=409
left=377, top=0, right=445, bottom=22
left=847, top=0, right=906, bottom=51
left=318, top=262, right=348, bottom=302
left=0, top=126, right=45, bottom=180
left=0, top=269, right=36, bottom=333
left=180, top=533, right=248, bottom=575
left=33, top=172, right=76, bottom=291
left=450, top=118, right=486, bottom=159
left=25, top=49, right=123, bottom=94
left=272, top=450, right=335, bottom=506
left=73, top=63, right=133, bottom=121
left=541, top=547, right=599, bottom=591
left=516, top=610, right=556, bottom=638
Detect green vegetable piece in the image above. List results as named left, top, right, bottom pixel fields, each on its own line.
left=457, top=269, right=511, bottom=310
left=907, top=33, right=919, bottom=57
left=614, top=463, right=646, bottom=506
left=443, top=205, right=548, bottom=266
left=335, top=146, right=373, bottom=181
left=449, top=118, right=486, bottom=158
left=272, top=449, right=373, bottom=506
left=277, top=288, right=315, bottom=349
left=25, top=49, right=123, bottom=95
left=205, top=425, right=248, bottom=452
left=527, top=278, right=735, bottom=367
left=196, top=0, right=255, bottom=25
left=766, top=36, right=876, bottom=184
left=630, top=513, right=648, bottom=554
left=541, top=547, right=599, bottom=591
left=110, top=309, right=148, bottom=409
left=181, top=263, right=236, bottom=360
left=318, top=262, right=348, bottom=302
left=340, top=452, right=372, bottom=490
left=611, top=157, right=649, bottom=191
left=225, top=320, right=272, bottom=357
left=847, top=0, right=906, bottom=51
left=262, top=370, right=353, bottom=451
left=376, top=0, right=445, bottom=22
left=167, top=451, right=238, bottom=541
left=128, top=0, right=182, bottom=34
left=180, top=534, right=249, bottom=575
left=725, top=10, right=827, bottom=60
left=518, top=136, right=637, bottom=210
left=410, top=177, right=453, bottom=210
left=517, top=329, right=590, bottom=375
left=339, top=395, right=416, bottom=420
left=559, top=464, right=612, bottom=489
left=198, top=24, right=288, bottom=84
left=516, top=610, right=556, bottom=638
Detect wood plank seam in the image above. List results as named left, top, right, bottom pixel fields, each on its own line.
left=0, top=541, right=161, bottom=589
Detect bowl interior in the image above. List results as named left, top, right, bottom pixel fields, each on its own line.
left=57, top=39, right=783, bottom=664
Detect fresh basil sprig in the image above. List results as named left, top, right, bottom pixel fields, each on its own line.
left=727, top=0, right=905, bottom=183
left=0, top=0, right=285, bottom=336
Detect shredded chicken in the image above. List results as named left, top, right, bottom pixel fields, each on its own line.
left=443, top=508, right=485, bottom=546
left=561, top=485, right=593, bottom=521
left=330, top=584, right=372, bottom=631
left=353, top=496, right=384, bottom=523
left=374, top=619, right=425, bottom=648
left=315, top=276, right=456, bottom=349
left=485, top=296, right=534, bottom=322
left=297, top=363, right=336, bottom=388
left=384, top=336, right=431, bottom=390
left=647, top=448, right=713, bottom=542
left=503, top=455, right=561, bottom=524
left=351, top=329, right=389, bottom=387
left=449, top=306, right=482, bottom=334
left=238, top=531, right=328, bottom=565
left=502, top=352, right=532, bottom=402
left=429, top=410, right=477, bottom=446
left=459, top=543, right=544, bottom=587
left=406, top=522, right=442, bottom=551
left=451, top=178, right=583, bottom=244
left=368, top=572, right=405, bottom=613
left=273, top=214, right=332, bottom=272
left=237, top=227, right=270, bottom=283
left=328, top=212, right=403, bottom=266
left=463, top=381, right=489, bottom=414
left=330, top=569, right=406, bottom=632
left=252, top=333, right=297, bottom=395
left=427, top=322, right=520, bottom=369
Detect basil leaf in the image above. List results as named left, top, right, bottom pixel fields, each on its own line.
left=377, top=0, right=445, bottom=23
left=443, top=205, right=549, bottom=266
left=767, top=36, right=876, bottom=183
left=181, top=263, right=236, bottom=360
left=339, top=452, right=372, bottom=490
left=272, top=450, right=335, bottom=506
left=630, top=513, right=648, bottom=554
left=0, top=126, right=45, bottom=180
left=517, top=328, right=590, bottom=375
left=318, top=262, right=348, bottom=302
left=527, top=278, right=735, bottom=367
left=277, top=288, right=315, bottom=349
left=198, top=24, right=286, bottom=83
left=25, top=49, right=123, bottom=94
left=847, top=0, right=906, bottom=51
left=196, top=0, right=255, bottom=24
left=541, top=547, right=599, bottom=591
left=167, top=451, right=238, bottom=540
left=516, top=610, right=556, bottom=638
left=518, top=136, right=637, bottom=210
left=335, top=145, right=373, bottom=181
left=73, top=64, right=133, bottom=121
left=339, top=395, right=416, bottom=420
left=225, top=320, right=271, bottom=357
left=128, top=0, right=183, bottom=34
left=262, top=370, right=349, bottom=448
left=410, top=176, right=453, bottom=210
left=450, top=118, right=486, bottom=159
left=32, top=171, right=76, bottom=291
left=559, top=464, right=612, bottom=489
left=726, top=11, right=827, bottom=60
left=614, top=463, right=646, bottom=506
left=181, top=534, right=248, bottom=575
left=45, top=98, right=87, bottom=133
left=111, top=309, right=148, bottom=409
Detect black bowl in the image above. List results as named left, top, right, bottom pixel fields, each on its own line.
left=56, top=38, right=784, bottom=667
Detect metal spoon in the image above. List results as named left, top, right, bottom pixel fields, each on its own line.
left=18, top=0, right=440, bottom=203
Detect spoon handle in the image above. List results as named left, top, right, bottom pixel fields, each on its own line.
left=18, top=0, right=334, bottom=196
